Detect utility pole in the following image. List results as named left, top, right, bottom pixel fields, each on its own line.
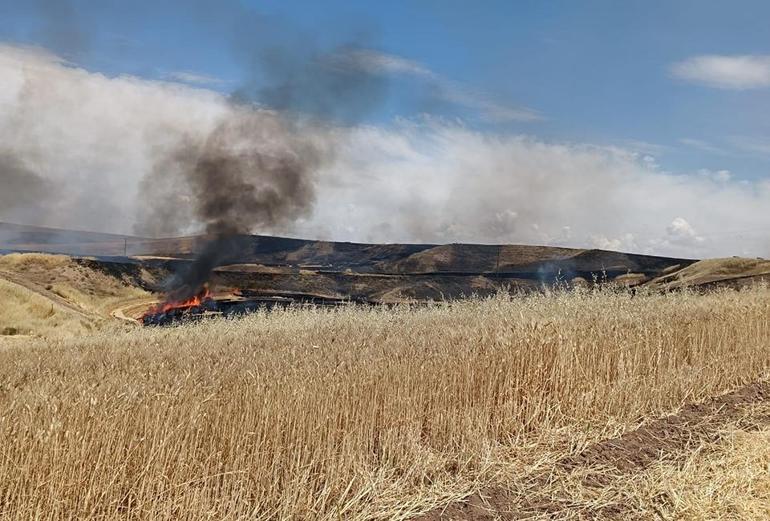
left=124, top=238, right=127, bottom=257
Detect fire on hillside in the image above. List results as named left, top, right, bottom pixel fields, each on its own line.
left=140, top=288, right=381, bottom=327
left=141, top=286, right=214, bottom=318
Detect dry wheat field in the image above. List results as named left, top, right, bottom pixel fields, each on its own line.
left=1, top=287, right=769, bottom=520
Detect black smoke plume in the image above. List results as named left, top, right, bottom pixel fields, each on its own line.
left=141, top=42, right=386, bottom=302
left=148, top=111, right=322, bottom=301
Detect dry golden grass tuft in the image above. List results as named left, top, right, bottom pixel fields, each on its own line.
left=1, top=286, right=769, bottom=519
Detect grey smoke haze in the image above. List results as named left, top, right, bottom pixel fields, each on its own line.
left=236, top=43, right=389, bottom=122
left=132, top=31, right=387, bottom=299
left=134, top=111, right=321, bottom=238
left=3, top=0, right=389, bottom=299
left=0, top=44, right=227, bottom=236
left=183, top=114, right=318, bottom=236
left=200, top=0, right=388, bottom=121
left=0, top=151, right=52, bottom=225
left=136, top=36, right=388, bottom=239
left=135, top=110, right=327, bottom=300
left=2, top=44, right=770, bottom=260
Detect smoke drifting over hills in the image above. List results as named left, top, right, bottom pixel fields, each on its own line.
left=0, top=151, right=52, bottom=223
left=2, top=43, right=770, bottom=258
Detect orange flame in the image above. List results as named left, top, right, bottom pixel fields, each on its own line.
left=142, top=286, right=212, bottom=319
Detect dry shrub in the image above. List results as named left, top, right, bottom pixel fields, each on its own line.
left=0, top=286, right=769, bottom=519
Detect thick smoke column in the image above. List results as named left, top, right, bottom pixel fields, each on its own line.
left=148, top=111, right=323, bottom=301
left=141, top=40, right=386, bottom=302
left=184, top=114, right=318, bottom=236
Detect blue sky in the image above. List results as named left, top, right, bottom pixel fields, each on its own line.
left=2, top=0, right=769, bottom=178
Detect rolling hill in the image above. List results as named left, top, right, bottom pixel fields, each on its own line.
left=1, top=221, right=768, bottom=337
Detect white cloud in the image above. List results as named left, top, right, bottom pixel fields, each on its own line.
left=671, top=55, right=770, bottom=89
left=337, top=49, right=541, bottom=122
left=617, top=139, right=668, bottom=157
left=666, top=217, right=704, bottom=245
left=3, top=44, right=770, bottom=258
left=437, top=82, right=542, bottom=122
left=591, top=234, right=638, bottom=253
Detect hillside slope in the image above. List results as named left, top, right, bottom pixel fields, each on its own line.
left=646, top=257, right=770, bottom=290
left=0, top=253, right=153, bottom=337
left=0, top=222, right=695, bottom=277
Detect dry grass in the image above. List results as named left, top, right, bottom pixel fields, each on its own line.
left=485, top=393, right=770, bottom=520
left=1, top=286, right=769, bottom=519
left=0, top=252, right=73, bottom=270
left=634, top=417, right=770, bottom=519
left=0, top=253, right=149, bottom=337
left=648, top=257, right=770, bottom=290
left=0, top=278, right=96, bottom=338
left=552, top=398, right=770, bottom=520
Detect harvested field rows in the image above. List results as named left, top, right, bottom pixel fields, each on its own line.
left=1, top=287, right=769, bottom=519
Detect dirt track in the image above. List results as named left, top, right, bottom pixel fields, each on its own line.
left=107, top=296, right=158, bottom=323
left=0, top=269, right=91, bottom=318
left=416, top=381, right=770, bottom=520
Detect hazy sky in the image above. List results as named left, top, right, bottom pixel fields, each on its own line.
left=1, top=1, right=770, bottom=257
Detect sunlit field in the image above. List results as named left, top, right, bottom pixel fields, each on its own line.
left=1, top=287, right=769, bottom=520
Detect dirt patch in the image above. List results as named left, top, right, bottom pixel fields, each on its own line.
left=414, top=381, right=770, bottom=520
